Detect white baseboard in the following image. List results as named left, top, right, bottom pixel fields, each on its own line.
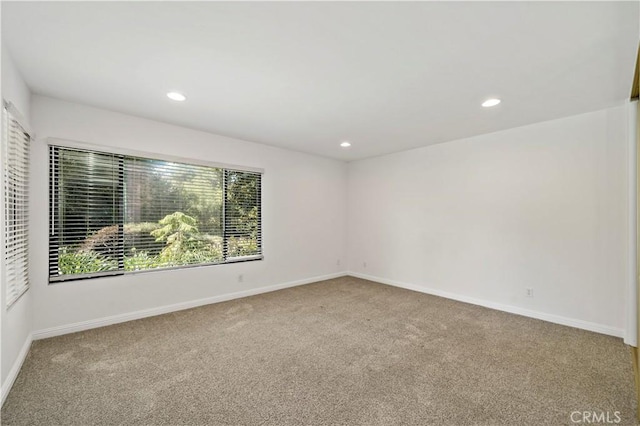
left=1, top=333, right=33, bottom=407
left=348, top=272, right=625, bottom=338
left=33, top=271, right=348, bottom=340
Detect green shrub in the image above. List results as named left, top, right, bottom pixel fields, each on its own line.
left=228, top=236, right=259, bottom=257
left=152, top=212, right=201, bottom=264
left=124, top=222, right=164, bottom=256
left=175, top=241, right=223, bottom=265
left=124, top=249, right=161, bottom=271
left=58, top=248, right=117, bottom=275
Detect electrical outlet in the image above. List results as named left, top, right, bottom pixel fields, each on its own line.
left=238, top=274, right=244, bottom=283
left=337, top=259, right=341, bottom=266
left=363, top=262, right=367, bottom=268
left=525, top=288, right=533, bottom=298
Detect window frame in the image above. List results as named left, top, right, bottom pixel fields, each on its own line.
left=47, top=138, right=264, bottom=284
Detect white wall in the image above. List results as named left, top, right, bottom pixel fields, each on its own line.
left=30, top=95, right=347, bottom=333
left=26, top=97, right=634, bottom=337
left=1, top=46, right=33, bottom=387
left=348, top=105, right=629, bottom=335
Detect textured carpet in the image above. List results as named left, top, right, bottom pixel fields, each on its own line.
left=1, top=276, right=636, bottom=425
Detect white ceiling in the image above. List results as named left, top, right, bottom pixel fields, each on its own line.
left=2, top=1, right=639, bottom=161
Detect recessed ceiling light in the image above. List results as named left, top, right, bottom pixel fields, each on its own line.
left=482, top=98, right=501, bottom=108
left=340, top=141, right=351, bottom=148
left=167, top=92, right=187, bottom=102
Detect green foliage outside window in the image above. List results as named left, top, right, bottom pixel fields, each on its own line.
left=58, top=211, right=227, bottom=275
left=58, top=247, right=117, bottom=275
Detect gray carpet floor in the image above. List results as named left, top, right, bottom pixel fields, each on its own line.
left=1, top=276, right=636, bottom=425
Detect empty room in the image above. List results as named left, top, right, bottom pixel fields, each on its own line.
left=1, top=1, right=639, bottom=425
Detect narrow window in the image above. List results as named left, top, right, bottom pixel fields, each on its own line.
left=3, top=105, right=30, bottom=306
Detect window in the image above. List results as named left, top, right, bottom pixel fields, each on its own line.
left=49, top=145, right=262, bottom=282
left=3, top=104, right=30, bottom=306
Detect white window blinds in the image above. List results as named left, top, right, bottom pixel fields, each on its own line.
left=48, top=148, right=124, bottom=280
left=3, top=105, right=30, bottom=307
left=49, top=145, right=262, bottom=282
